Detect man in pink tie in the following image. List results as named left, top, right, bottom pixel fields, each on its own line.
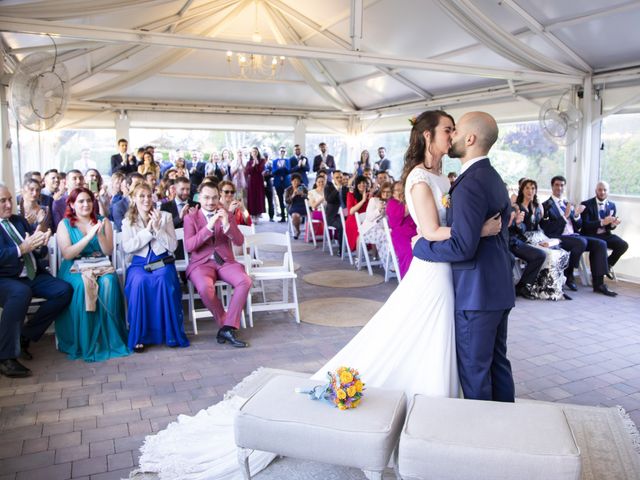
left=184, top=182, right=251, bottom=347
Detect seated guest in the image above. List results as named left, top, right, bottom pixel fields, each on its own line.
left=385, top=181, right=417, bottom=278
left=307, top=172, right=327, bottom=239
left=373, top=170, right=390, bottom=193
left=284, top=173, right=307, bottom=239
left=138, top=151, right=160, bottom=181
left=541, top=175, right=616, bottom=297
left=175, top=157, right=190, bottom=179
left=360, top=181, right=393, bottom=261
left=160, top=176, right=197, bottom=230
left=508, top=205, right=547, bottom=300
left=345, top=175, right=371, bottom=252
left=41, top=169, right=62, bottom=200
left=581, top=181, right=628, bottom=275
left=218, top=181, right=251, bottom=227
left=121, top=184, right=189, bottom=353
left=516, top=180, right=569, bottom=300
left=52, top=169, right=85, bottom=230
left=0, top=184, right=72, bottom=377
left=55, top=187, right=129, bottom=362
left=18, top=178, right=52, bottom=233
left=184, top=182, right=251, bottom=348
left=107, top=172, right=125, bottom=221
left=323, top=170, right=344, bottom=256
left=112, top=173, right=144, bottom=231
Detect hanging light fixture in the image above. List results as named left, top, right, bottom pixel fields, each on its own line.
left=225, top=1, right=286, bottom=79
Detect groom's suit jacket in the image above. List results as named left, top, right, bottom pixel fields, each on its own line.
left=412, top=158, right=515, bottom=311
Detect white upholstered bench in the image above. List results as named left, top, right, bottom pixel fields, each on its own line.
left=398, top=395, right=582, bottom=480
left=234, top=373, right=406, bottom=479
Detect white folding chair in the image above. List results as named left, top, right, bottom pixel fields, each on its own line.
left=355, top=212, right=382, bottom=276
left=339, top=208, right=353, bottom=265
left=303, top=199, right=322, bottom=247
left=243, top=232, right=300, bottom=327
left=178, top=227, right=246, bottom=334
left=47, top=234, right=58, bottom=277
left=382, top=217, right=401, bottom=283
left=319, top=204, right=338, bottom=256
left=236, top=224, right=266, bottom=303
left=112, top=230, right=126, bottom=285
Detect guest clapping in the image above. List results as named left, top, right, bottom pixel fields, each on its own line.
left=359, top=181, right=393, bottom=261
left=345, top=175, right=372, bottom=252
left=122, top=184, right=189, bottom=353
left=284, top=174, right=308, bottom=239
left=385, top=181, right=417, bottom=278
left=18, top=178, right=52, bottom=233
left=55, top=188, right=129, bottom=362
left=218, top=181, right=251, bottom=227
left=307, top=173, right=327, bottom=239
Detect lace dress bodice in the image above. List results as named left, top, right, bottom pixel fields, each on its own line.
left=405, top=167, right=450, bottom=228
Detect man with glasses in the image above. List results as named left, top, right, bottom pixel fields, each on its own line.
left=183, top=182, right=251, bottom=348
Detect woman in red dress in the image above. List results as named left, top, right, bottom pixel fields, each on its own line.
left=244, top=147, right=266, bottom=221
left=345, top=175, right=372, bottom=252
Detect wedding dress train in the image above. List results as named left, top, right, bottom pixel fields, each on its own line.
left=137, top=168, right=458, bottom=479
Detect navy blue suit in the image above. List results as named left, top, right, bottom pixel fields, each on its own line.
left=273, top=158, right=291, bottom=221
left=540, top=197, right=608, bottom=285
left=413, top=158, right=515, bottom=402
left=581, top=197, right=628, bottom=268
left=0, top=216, right=72, bottom=359
left=289, top=155, right=310, bottom=186
left=112, top=197, right=130, bottom=232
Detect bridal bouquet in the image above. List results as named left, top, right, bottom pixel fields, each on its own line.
left=297, top=366, right=365, bottom=410
left=329, top=366, right=365, bottom=410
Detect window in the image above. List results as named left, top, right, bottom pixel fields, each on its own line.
left=600, top=113, right=640, bottom=196
left=490, top=121, right=566, bottom=192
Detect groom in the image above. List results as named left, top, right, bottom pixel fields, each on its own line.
left=413, top=111, right=515, bottom=402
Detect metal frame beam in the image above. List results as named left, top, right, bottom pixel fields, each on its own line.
left=349, top=0, right=363, bottom=51
left=0, top=17, right=583, bottom=85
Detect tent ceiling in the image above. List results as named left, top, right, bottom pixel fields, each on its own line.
left=1, top=0, right=639, bottom=124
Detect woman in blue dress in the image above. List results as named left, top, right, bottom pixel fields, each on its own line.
left=121, top=183, right=189, bottom=352
left=55, top=187, right=129, bottom=362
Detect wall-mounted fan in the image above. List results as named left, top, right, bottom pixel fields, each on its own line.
left=538, top=91, right=583, bottom=146
left=8, top=48, right=69, bottom=131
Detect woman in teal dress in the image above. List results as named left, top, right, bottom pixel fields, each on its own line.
left=55, top=187, right=129, bottom=362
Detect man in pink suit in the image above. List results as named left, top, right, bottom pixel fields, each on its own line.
left=184, top=182, right=251, bottom=348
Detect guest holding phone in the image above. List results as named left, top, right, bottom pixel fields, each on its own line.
left=55, top=188, right=129, bottom=362
left=218, top=180, right=251, bottom=227
left=284, top=174, right=308, bottom=239
left=122, top=184, right=189, bottom=353
left=345, top=175, right=371, bottom=252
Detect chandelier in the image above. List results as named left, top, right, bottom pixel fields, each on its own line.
left=225, top=0, right=285, bottom=80
left=225, top=51, right=286, bottom=79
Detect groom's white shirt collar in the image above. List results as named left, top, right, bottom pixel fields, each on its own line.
left=459, top=156, right=487, bottom=175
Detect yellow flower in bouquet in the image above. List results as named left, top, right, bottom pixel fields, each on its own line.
left=340, top=371, right=353, bottom=384
left=347, top=386, right=356, bottom=397
left=327, top=366, right=365, bottom=411
left=337, top=389, right=347, bottom=399
left=355, top=380, right=364, bottom=393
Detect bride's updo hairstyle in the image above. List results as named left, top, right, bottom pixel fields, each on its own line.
left=401, top=110, right=454, bottom=188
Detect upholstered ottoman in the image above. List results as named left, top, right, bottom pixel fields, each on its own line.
left=398, top=395, right=582, bottom=480
left=235, top=373, right=406, bottom=479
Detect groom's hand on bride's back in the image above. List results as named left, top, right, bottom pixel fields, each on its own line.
left=480, top=213, right=502, bottom=237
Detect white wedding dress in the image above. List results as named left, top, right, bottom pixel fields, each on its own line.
left=137, top=168, right=458, bottom=479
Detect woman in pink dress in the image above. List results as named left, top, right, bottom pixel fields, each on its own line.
left=386, top=180, right=417, bottom=277
left=244, top=147, right=266, bottom=221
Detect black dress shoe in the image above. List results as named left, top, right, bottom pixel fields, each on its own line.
left=565, top=280, right=578, bottom=291
left=594, top=284, right=618, bottom=297
left=0, top=359, right=32, bottom=378
left=20, top=336, right=33, bottom=361
left=563, top=293, right=573, bottom=301
left=279, top=218, right=287, bottom=223
left=516, top=286, right=536, bottom=300
left=216, top=328, right=248, bottom=348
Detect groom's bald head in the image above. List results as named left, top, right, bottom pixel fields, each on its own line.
left=451, top=112, right=499, bottom=161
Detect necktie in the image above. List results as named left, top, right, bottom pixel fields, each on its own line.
left=2, top=219, right=36, bottom=280
left=177, top=202, right=185, bottom=211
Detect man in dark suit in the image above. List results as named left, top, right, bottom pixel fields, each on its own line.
left=324, top=170, right=345, bottom=256
left=312, top=142, right=336, bottom=173
left=413, top=112, right=515, bottom=402
left=508, top=207, right=547, bottom=300
left=0, top=184, right=73, bottom=377
left=188, top=151, right=207, bottom=192
left=272, top=146, right=291, bottom=222
left=289, top=144, right=310, bottom=186
left=110, top=138, right=137, bottom=174
left=581, top=181, right=628, bottom=274
left=540, top=175, right=615, bottom=296
left=160, top=177, right=197, bottom=229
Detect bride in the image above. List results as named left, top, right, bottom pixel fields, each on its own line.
left=137, top=110, right=501, bottom=479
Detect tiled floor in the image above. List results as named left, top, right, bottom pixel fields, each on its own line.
left=0, top=221, right=639, bottom=479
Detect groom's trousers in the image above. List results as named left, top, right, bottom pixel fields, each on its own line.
left=455, top=309, right=515, bottom=402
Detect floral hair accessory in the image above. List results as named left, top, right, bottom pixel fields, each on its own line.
left=408, top=116, right=417, bottom=126
left=296, top=366, right=365, bottom=410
